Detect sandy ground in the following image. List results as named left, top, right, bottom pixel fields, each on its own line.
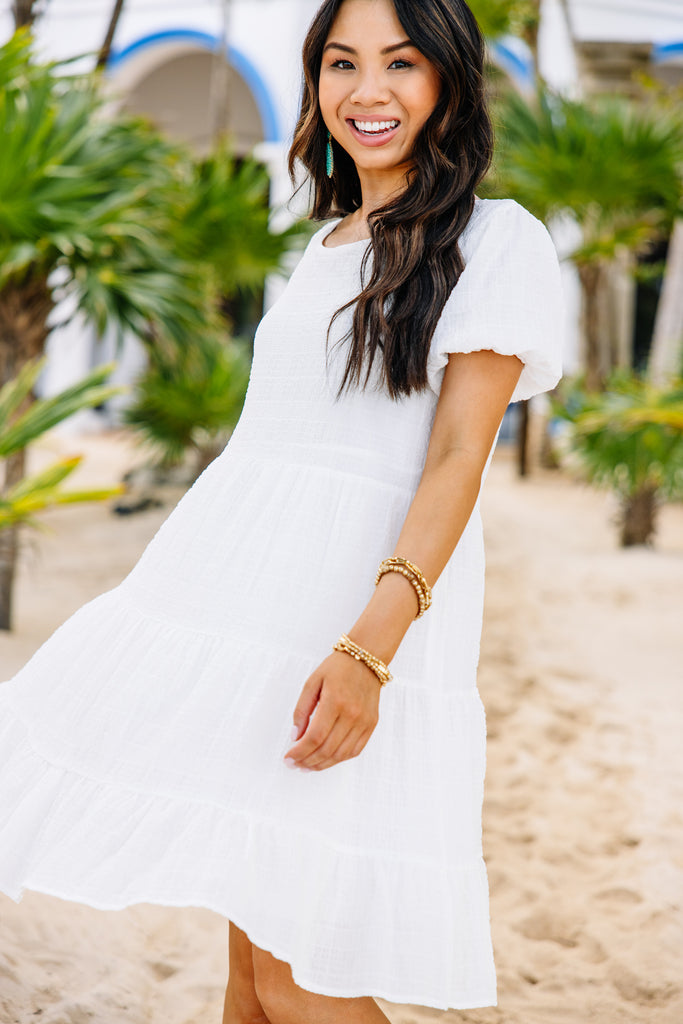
left=0, top=432, right=681, bottom=1024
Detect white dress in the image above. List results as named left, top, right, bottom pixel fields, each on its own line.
left=0, top=198, right=563, bottom=1010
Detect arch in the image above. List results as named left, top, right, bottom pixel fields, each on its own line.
left=489, top=40, right=535, bottom=91
left=108, top=29, right=281, bottom=143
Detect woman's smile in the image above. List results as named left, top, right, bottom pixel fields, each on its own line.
left=346, top=117, right=402, bottom=146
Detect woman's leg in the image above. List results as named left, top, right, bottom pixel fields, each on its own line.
left=222, top=922, right=271, bottom=1024
left=251, top=943, right=392, bottom=1024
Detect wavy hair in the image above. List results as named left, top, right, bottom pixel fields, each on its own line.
left=288, top=0, right=493, bottom=399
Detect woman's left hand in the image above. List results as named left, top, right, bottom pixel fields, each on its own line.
left=284, top=651, right=382, bottom=772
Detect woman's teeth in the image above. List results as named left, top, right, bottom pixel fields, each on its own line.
left=352, top=120, right=399, bottom=135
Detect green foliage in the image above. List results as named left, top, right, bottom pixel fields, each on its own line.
left=0, top=359, right=120, bottom=457
left=0, top=358, right=124, bottom=530
left=0, top=31, right=304, bottom=351
left=554, top=374, right=683, bottom=501
left=123, top=333, right=251, bottom=468
left=468, top=0, right=540, bottom=42
left=485, top=87, right=683, bottom=265
left=0, top=32, right=205, bottom=347
left=171, top=147, right=305, bottom=302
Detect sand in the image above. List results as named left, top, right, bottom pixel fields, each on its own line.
left=0, top=432, right=681, bottom=1024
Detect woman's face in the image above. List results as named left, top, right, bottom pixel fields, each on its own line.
left=318, top=0, right=441, bottom=179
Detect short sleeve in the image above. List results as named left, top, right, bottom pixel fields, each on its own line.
left=426, top=199, right=564, bottom=403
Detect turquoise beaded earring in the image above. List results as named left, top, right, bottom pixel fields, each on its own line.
left=326, top=130, right=334, bottom=178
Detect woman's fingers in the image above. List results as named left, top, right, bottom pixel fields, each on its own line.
left=309, top=726, right=373, bottom=771
left=291, top=672, right=323, bottom=739
left=301, top=718, right=354, bottom=770
left=285, top=691, right=339, bottom=764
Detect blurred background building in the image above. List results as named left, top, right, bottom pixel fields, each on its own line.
left=0, top=0, right=681, bottom=408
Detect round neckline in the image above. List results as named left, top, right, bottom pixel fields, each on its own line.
left=318, top=219, right=372, bottom=252
left=317, top=197, right=487, bottom=253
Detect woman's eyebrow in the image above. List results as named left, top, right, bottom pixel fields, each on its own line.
left=323, top=40, right=414, bottom=55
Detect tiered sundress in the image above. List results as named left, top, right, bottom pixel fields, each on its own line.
left=0, top=197, right=563, bottom=1010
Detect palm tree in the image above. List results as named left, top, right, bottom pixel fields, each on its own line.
left=0, top=360, right=123, bottom=626
left=486, top=87, right=683, bottom=391
left=123, top=332, right=252, bottom=477
left=0, top=32, right=300, bottom=628
left=555, top=375, right=683, bottom=546
left=123, top=145, right=307, bottom=474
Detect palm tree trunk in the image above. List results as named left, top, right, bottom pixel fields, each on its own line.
left=0, top=272, right=53, bottom=630
left=0, top=451, right=25, bottom=630
left=96, top=0, right=126, bottom=71
left=620, top=485, right=657, bottom=547
left=0, top=274, right=53, bottom=383
left=577, top=262, right=609, bottom=391
left=516, top=400, right=529, bottom=477
left=11, top=0, right=43, bottom=29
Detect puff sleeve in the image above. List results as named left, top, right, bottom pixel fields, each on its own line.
left=426, top=199, right=564, bottom=404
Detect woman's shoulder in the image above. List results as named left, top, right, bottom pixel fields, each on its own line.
left=464, top=197, right=553, bottom=258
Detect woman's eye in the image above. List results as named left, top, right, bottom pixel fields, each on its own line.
left=389, top=59, right=415, bottom=69
left=330, top=59, right=355, bottom=70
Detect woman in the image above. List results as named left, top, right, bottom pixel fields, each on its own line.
left=0, top=0, right=563, bottom=1020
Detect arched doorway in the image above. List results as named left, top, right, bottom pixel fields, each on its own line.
left=107, top=29, right=281, bottom=153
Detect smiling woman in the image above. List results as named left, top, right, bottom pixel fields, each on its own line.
left=320, top=25, right=440, bottom=161
left=289, top=0, right=496, bottom=399
left=0, top=2, right=563, bottom=1023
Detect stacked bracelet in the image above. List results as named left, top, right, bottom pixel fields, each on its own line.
left=333, top=633, right=392, bottom=686
left=375, top=556, right=432, bottom=619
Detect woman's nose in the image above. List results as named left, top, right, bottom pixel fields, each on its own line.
left=349, top=71, right=391, bottom=107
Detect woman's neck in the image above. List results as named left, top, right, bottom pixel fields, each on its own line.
left=353, top=165, right=411, bottom=229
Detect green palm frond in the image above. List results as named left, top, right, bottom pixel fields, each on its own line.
left=486, top=88, right=683, bottom=260
left=123, top=333, right=251, bottom=466
left=0, top=358, right=124, bottom=534
left=0, top=454, right=122, bottom=530
left=554, top=375, right=683, bottom=499
left=0, top=32, right=309, bottom=360
left=170, top=146, right=306, bottom=299
left=0, top=359, right=123, bottom=457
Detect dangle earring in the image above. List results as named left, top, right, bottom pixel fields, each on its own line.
left=326, top=130, right=334, bottom=178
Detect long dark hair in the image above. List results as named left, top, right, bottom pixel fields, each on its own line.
left=288, top=0, right=493, bottom=399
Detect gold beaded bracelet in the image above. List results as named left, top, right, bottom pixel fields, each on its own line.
left=333, top=633, right=392, bottom=686
left=375, top=556, right=433, bottom=619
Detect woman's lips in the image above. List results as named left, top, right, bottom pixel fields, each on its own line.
left=345, top=118, right=401, bottom=147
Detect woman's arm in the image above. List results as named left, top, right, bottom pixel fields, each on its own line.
left=284, top=348, right=523, bottom=772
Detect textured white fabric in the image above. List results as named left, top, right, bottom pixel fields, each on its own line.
left=427, top=198, right=564, bottom=403
left=0, top=197, right=562, bottom=1010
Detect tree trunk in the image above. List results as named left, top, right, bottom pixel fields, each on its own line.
left=0, top=273, right=53, bottom=383
left=648, top=218, right=683, bottom=385
left=539, top=404, right=560, bottom=469
left=516, top=399, right=529, bottom=477
left=0, top=271, right=53, bottom=630
left=0, top=450, right=25, bottom=631
left=96, top=0, right=126, bottom=71
left=577, top=262, right=610, bottom=391
left=11, top=0, right=43, bottom=29
left=620, top=485, right=658, bottom=547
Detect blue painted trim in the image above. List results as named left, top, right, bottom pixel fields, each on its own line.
left=653, top=41, right=683, bottom=62
left=108, top=28, right=281, bottom=142
left=490, top=40, right=534, bottom=89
